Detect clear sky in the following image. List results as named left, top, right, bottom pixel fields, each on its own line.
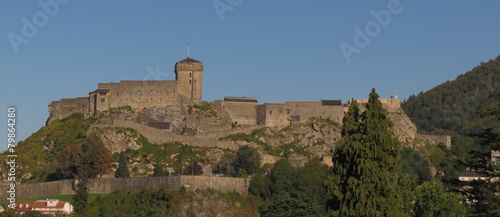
left=1, top=1, right=499, bottom=152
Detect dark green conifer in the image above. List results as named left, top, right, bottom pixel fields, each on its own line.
left=115, top=152, right=130, bottom=178
left=326, top=89, right=411, bottom=217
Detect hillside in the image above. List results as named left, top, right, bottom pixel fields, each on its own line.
left=1, top=97, right=439, bottom=184
left=402, top=55, right=500, bottom=167
left=0, top=114, right=95, bottom=184
left=402, top=56, right=500, bottom=135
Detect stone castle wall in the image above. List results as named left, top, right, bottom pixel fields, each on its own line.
left=92, top=119, right=240, bottom=151
left=94, top=80, right=180, bottom=111
left=0, top=176, right=249, bottom=201
left=213, top=100, right=257, bottom=126
left=257, top=101, right=345, bottom=127
left=416, top=134, right=452, bottom=148
left=47, top=97, right=89, bottom=124
left=351, top=98, right=401, bottom=111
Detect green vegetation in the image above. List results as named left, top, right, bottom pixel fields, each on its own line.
left=1, top=114, right=95, bottom=184
left=236, top=146, right=261, bottom=177
left=413, top=181, right=466, bottom=217
left=84, top=188, right=259, bottom=217
left=115, top=133, right=231, bottom=174
left=220, top=128, right=276, bottom=153
left=115, top=152, right=130, bottom=178
left=309, top=116, right=340, bottom=128
left=326, top=89, right=412, bottom=216
left=400, top=147, right=432, bottom=186
left=402, top=56, right=500, bottom=216
left=153, top=163, right=169, bottom=176
left=188, top=103, right=218, bottom=117
left=251, top=158, right=331, bottom=217
left=458, top=104, right=500, bottom=216
left=403, top=56, right=500, bottom=135
left=402, top=56, right=500, bottom=172
left=220, top=128, right=313, bottom=157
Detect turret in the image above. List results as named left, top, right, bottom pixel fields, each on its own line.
left=175, top=57, right=203, bottom=102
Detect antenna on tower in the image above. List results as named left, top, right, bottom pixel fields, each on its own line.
left=187, top=43, right=190, bottom=57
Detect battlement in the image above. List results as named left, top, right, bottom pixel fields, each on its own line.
left=349, top=98, right=401, bottom=111
left=256, top=100, right=345, bottom=127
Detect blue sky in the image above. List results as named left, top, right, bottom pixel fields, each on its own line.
left=1, top=1, right=499, bottom=152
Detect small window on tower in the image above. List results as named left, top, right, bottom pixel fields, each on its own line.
left=189, top=73, right=192, bottom=77
left=101, top=98, right=105, bottom=103
left=150, top=90, right=153, bottom=95
left=189, top=80, right=192, bottom=84
left=150, top=98, right=153, bottom=102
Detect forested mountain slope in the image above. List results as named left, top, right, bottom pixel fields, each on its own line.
left=402, top=56, right=500, bottom=136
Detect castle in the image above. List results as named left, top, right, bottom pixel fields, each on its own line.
left=48, top=57, right=203, bottom=123
left=48, top=56, right=406, bottom=130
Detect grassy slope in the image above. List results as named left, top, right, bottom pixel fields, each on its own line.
left=1, top=114, right=95, bottom=184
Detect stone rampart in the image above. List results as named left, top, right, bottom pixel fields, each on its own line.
left=0, top=176, right=249, bottom=201
left=213, top=100, right=257, bottom=126
left=257, top=101, right=345, bottom=127
left=91, top=119, right=239, bottom=151
left=350, top=98, right=401, bottom=111
left=416, top=134, right=452, bottom=148
left=47, top=97, right=89, bottom=124
left=196, top=125, right=262, bottom=139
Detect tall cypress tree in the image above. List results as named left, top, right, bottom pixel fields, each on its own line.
left=115, top=152, right=130, bottom=178
left=326, top=89, right=411, bottom=217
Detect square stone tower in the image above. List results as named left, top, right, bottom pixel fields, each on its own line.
left=175, top=57, right=204, bottom=102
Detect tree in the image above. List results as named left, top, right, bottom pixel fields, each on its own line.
left=73, top=173, right=89, bottom=216
left=115, top=152, right=130, bottom=178
left=153, top=163, right=169, bottom=177
left=326, top=89, right=412, bottom=217
left=0, top=209, right=21, bottom=217
left=57, top=144, right=80, bottom=179
left=400, top=147, right=432, bottom=186
left=249, top=173, right=271, bottom=199
left=260, top=158, right=328, bottom=217
left=185, top=162, right=203, bottom=175
left=236, top=145, right=261, bottom=176
left=458, top=103, right=500, bottom=216
left=21, top=211, right=49, bottom=217
left=71, top=135, right=113, bottom=216
left=413, top=181, right=466, bottom=217
left=68, top=135, right=113, bottom=179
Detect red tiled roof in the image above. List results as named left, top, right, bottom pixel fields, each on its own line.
left=31, top=201, right=66, bottom=208
left=14, top=202, right=33, bottom=212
